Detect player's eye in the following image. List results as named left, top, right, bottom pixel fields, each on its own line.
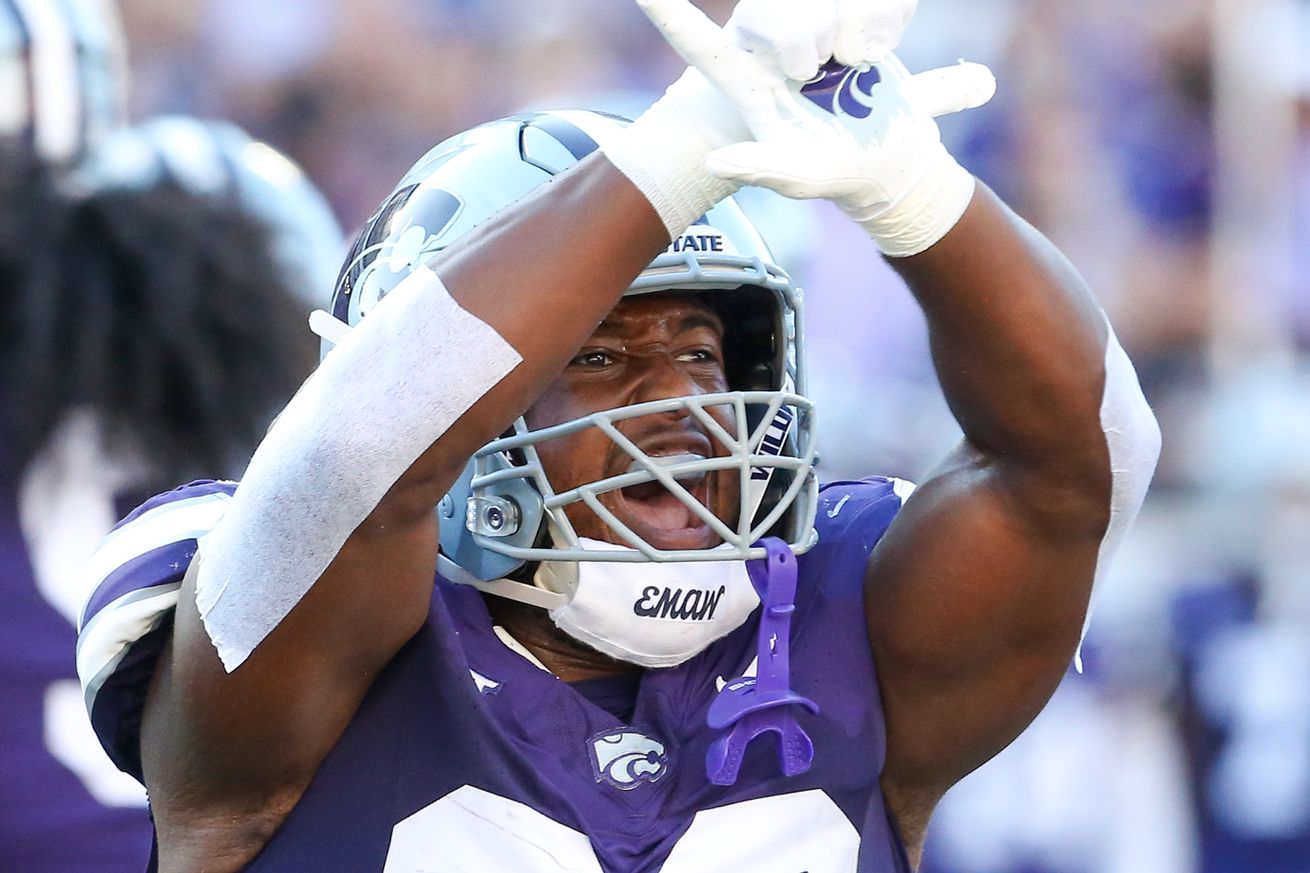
left=572, top=350, right=616, bottom=369
left=677, top=347, right=720, bottom=365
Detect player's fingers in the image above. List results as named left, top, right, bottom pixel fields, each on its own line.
left=636, top=0, right=738, bottom=79
left=728, top=0, right=835, bottom=82
left=833, top=30, right=897, bottom=68
left=831, top=21, right=886, bottom=68
left=905, top=61, right=996, bottom=118
left=778, top=37, right=825, bottom=82
left=706, top=141, right=784, bottom=187
left=832, top=0, right=918, bottom=66
left=706, top=141, right=833, bottom=200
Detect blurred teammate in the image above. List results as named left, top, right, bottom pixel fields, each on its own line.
left=79, top=1, right=1160, bottom=871
left=0, top=3, right=343, bottom=871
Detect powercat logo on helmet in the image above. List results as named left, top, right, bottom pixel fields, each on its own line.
left=634, top=585, right=728, bottom=621
left=667, top=225, right=736, bottom=256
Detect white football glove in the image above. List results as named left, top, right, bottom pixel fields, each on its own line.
left=728, top=0, right=918, bottom=80
left=636, top=0, right=996, bottom=257
left=598, top=65, right=750, bottom=238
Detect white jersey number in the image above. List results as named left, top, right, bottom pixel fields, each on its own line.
left=383, top=786, right=858, bottom=872
left=19, top=414, right=148, bottom=808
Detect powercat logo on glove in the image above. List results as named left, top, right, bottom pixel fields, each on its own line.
left=800, top=60, right=883, bottom=119
left=633, top=585, right=728, bottom=621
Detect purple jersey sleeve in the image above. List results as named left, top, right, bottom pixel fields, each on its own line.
left=796, top=473, right=915, bottom=680
left=76, top=480, right=236, bottom=780
left=811, top=475, right=914, bottom=575
left=805, top=475, right=916, bottom=873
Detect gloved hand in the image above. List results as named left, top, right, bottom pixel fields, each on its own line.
left=636, top=0, right=995, bottom=257
left=728, top=0, right=918, bottom=80
left=602, top=65, right=750, bottom=237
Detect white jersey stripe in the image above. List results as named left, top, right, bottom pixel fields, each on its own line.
left=77, top=582, right=182, bottom=701
left=889, top=477, right=917, bottom=502
left=78, top=490, right=233, bottom=629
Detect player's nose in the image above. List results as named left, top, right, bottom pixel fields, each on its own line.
left=629, top=353, right=705, bottom=409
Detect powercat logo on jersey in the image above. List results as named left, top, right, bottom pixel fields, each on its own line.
left=666, top=225, right=736, bottom=256
left=633, top=584, right=728, bottom=621
left=589, top=730, right=669, bottom=790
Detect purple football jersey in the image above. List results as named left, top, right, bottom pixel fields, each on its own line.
left=82, top=477, right=912, bottom=872
left=1, top=479, right=153, bottom=872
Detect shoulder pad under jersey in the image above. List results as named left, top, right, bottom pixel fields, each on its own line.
left=788, top=475, right=916, bottom=620
left=815, top=475, right=915, bottom=544
left=76, top=479, right=236, bottom=779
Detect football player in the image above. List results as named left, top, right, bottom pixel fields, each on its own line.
left=2, top=124, right=341, bottom=870
left=1, top=5, right=343, bottom=871
left=78, top=1, right=1160, bottom=871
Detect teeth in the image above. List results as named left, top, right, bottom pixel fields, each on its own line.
left=626, top=453, right=706, bottom=476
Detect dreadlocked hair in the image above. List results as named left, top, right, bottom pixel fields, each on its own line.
left=0, top=143, right=74, bottom=479
left=1, top=144, right=320, bottom=489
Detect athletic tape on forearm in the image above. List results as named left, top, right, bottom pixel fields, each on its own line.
left=856, top=150, right=977, bottom=258
left=598, top=70, right=742, bottom=239
left=1075, top=318, right=1161, bottom=671
left=194, top=266, right=522, bottom=671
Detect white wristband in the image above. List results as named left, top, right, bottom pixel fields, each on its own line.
left=597, top=70, right=743, bottom=239
left=853, top=148, right=977, bottom=258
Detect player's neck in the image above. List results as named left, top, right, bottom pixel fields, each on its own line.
left=483, top=592, right=642, bottom=682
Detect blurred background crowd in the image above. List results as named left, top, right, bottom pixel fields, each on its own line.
left=6, top=0, right=1309, bottom=871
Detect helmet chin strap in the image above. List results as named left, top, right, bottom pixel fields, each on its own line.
left=436, top=553, right=566, bottom=610
left=535, top=538, right=759, bottom=669
left=309, top=309, right=351, bottom=346
left=439, top=536, right=759, bottom=670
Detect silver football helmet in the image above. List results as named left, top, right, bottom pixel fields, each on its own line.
left=0, top=0, right=128, bottom=163
left=316, top=110, right=819, bottom=591
left=73, top=116, right=345, bottom=305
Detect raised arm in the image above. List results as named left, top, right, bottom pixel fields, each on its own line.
left=866, top=184, right=1158, bottom=860
left=629, top=0, right=1160, bottom=862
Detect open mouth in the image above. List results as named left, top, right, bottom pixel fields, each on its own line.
left=616, top=453, right=720, bottom=550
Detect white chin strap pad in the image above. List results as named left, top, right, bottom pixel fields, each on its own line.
left=195, top=267, right=521, bottom=671
left=1077, top=317, right=1162, bottom=671
left=535, top=538, right=760, bottom=670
